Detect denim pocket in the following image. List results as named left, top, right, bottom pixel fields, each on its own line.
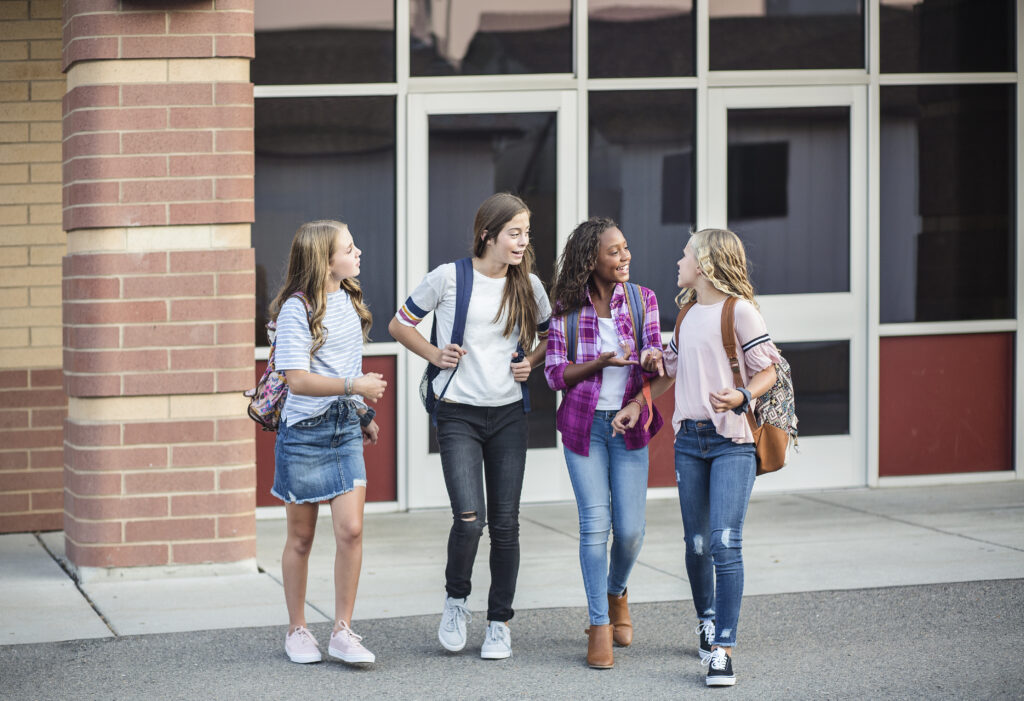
left=294, top=411, right=328, bottom=429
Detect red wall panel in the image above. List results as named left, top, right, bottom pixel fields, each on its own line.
left=648, top=390, right=677, bottom=488
left=255, top=355, right=398, bottom=506
left=879, top=333, right=1014, bottom=476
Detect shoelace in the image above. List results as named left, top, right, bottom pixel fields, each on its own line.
left=702, top=648, right=728, bottom=670
left=290, top=626, right=319, bottom=647
left=334, top=621, right=364, bottom=644
left=485, top=623, right=508, bottom=645
left=443, top=600, right=472, bottom=632
left=695, top=619, right=715, bottom=645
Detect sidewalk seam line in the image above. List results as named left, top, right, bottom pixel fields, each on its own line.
left=262, top=569, right=332, bottom=624
left=795, top=495, right=1024, bottom=554
left=34, top=532, right=119, bottom=638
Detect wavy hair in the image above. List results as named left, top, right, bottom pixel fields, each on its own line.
left=473, top=193, right=541, bottom=351
left=549, top=216, right=618, bottom=316
left=269, top=220, right=372, bottom=357
left=675, top=228, right=758, bottom=310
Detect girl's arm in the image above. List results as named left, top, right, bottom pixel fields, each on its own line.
left=709, top=365, right=776, bottom=413
left=638, top=287, right=665, bottom=377
left=611, top=374, right=675, bottom=435
left=387, top=317, right=464, bottom=369
left=285, top=369, right=387, bottom=402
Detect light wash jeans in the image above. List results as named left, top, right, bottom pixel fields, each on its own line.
left=674, top=419, right=756, bottom=648
left=563, top=410, right=649, bottom=625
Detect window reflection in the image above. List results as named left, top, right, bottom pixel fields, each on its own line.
left=880, top=0, right=1015, bottom=73
left=426, top=112, right=558, bottom=450
left=880, top=85, right=1014, bottom=323
left=254, top=97, right=396, bottom=345
left=589, top=90, right=696, bottom=329
left=710, top=0, right=864, bottom=70
left=589, top=0, right=694, bottom=78
left=727, top=107, right=850, bottom=295
left=411, top=0, right=572, bottom=76
left=780, top=340, right=849, bottom=436
left=253, top=0, right=395, bottom=84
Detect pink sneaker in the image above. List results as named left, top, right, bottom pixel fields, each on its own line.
left=328, top=620, right=376, bottom=664
left=284, top=625, right=322, bottom=664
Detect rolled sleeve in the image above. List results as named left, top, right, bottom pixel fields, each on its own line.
left=544, top=313, right=570, bottom=392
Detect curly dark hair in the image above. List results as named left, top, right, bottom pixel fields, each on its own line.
left=550, top=216, right=618, bottom=316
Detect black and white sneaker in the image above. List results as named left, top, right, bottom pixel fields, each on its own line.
left=704, top=647, right=736, bottom=687
left=696, top=619, right=715, bottom=663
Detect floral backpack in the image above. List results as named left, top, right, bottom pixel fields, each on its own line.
left=244, top=292, right=313, bottom=431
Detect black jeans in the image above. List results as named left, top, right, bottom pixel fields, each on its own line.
left=436, top=400, right=527, bottom=622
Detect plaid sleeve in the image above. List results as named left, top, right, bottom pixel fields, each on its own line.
left=544, top=313, right=569, bottom=391
left=641, top=286, right=662, bottom=352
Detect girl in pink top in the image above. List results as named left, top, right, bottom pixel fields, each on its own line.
left=614, top=228, right=781, bottom=688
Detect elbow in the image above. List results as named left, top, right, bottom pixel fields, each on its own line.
left=544, top=363, right=568, bottom=392
left=387, top=316, right=405, bottom=341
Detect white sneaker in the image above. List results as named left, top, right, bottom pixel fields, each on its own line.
left=284, top=625, right=322, bottom=664
left=480, top=621, right=512, bottom=660
left=328, top=620, right=375, bottom=665
left=438, top=595, right=472, bottom=652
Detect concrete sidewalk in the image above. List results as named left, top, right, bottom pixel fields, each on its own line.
left=2, top=481, right=1022, bottom=646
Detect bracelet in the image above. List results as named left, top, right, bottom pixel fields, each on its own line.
left=359, top=407, right=376, bottom=427
left=627, top=397, right=643, bottom=410
left=732, top=387, right=752, bottom=415
left=344, top=377, right=353, bottom=396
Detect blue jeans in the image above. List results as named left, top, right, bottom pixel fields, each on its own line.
left=674, top=419, right=755, bottom=648
left=564, top=410, right=649, bottom=625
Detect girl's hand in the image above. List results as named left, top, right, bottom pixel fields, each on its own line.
left=710, top=388, right=744, bottom=413
left=510, top=353, right=532, bottom=382
left=353, top=372, right=387, bottom=402
left=640, top=348, right=665, bottom=376
left=611, top=402, right=641, bottom=436
left=598, top=350, right=639, bottom=368
left=361, top=419, right=379, bottom=445
left=434, top=343, right=466, bottom=369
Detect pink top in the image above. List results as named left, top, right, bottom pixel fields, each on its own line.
left=662, top=297, right=782, bottom=443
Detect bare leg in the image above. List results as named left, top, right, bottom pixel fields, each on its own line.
left=282, top=501, right=319, bottom=632
left=330, top=486, right=366, bottom=631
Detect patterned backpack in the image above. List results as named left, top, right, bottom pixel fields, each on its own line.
left=244, top=292, right=313, bottom=432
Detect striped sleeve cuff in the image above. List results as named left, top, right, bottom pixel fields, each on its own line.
left=741, top=334, right=771, bottom=352
left=397, top=297, right=428, bottom=326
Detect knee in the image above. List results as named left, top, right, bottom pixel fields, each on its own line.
left=709, top=528, right=743, bottom=565
left=287, top=530, right=316, bottom=558
left=453, top=510, right=486, bottom=538
left=335, top=520, right=363, bottom=546
left=685, top=532, right=710, bottom=558
left=577, top=504, right=611, bottom=545
left=614, top=525, right=645, bottom=553
left=486, top=510, right=520, bottom=543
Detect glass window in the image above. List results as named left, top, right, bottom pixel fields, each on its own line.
left=781, top=340, right=849, bottom=437
left=710, top=0, right=864, bottom=71
left=589, top=0, right=694, bottom=78
left=254, top=96, right=396, bottom=344
left=410, top=0, right=572, bottom=76
left=589, top=90, right=696, bottom=329
left=426, top=112, right=558, bottom=450
left=727, top=106, right=850, bottom=295
left=880, top=85, right=1014, bottom=323
left=881, top=0, right=1015, bottom=73
left=253, top=0, right=395, bottom=84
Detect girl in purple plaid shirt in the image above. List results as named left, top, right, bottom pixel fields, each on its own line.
left=544, top=217, right=666, bottom=669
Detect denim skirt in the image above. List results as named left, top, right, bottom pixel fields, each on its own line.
left=272, top=399, right=367, bottom=504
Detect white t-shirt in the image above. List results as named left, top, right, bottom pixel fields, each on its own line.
left=595, top=316, right=630, bottom=410
left=396, top=262, right=552, bottom=406
left=275, top=289, right=364, bottom=425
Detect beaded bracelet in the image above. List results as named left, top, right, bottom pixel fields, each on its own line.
left=627, top=397, right=643, bottom=410
left=344, top=377, right=353, bottom=396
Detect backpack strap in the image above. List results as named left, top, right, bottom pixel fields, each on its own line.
left=429, top=258, right=474, bottom=425
left=622, top=283, right=654, bottom=430
left=719, top=296, right=757, bottom=433
left=565, top=308, right=581, bottom=364
left=673, top=300, right=696, bottom=349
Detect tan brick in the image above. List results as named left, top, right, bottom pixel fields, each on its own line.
left=0, top=142, right=61, bottom=163
left=0, top=164, right=29, bottom=183
left=0, top=183, right=61, bottom=204
left=0, top=328, right=30, bottom=347
left=65, top=228, right=127, bottom=253
left=0, top=247, right=29, bottom=266
left=29, top=245, right=64, bottom=266
left=0, top=287, right=28, bottom=307
left=0, top=20, right=59, bottom=41
left=0, top=2, right=28, bottom=19
left=211, top=223, right=249, bottom=248
left=29, top=204, right=61, bottom=224
left=30, top=80, right=65, bottom=101
left=0, top=60, right=62, bottom=81
left=169, top=393, right=247, bottom=419
left=65, top=60, right=168, bottom=91
left=29, top=285, right=61, bottom=306
left=30, top=0, right=62, bottom=19
left=29, top=122, right=61, bottom=142
left=0, top=306, right=58, bottom=326
left=0, top=123, right=29, bottom=143
left=29, top=162, right=60, bottom=183
left=0, top=223, right=63, bottom=244
left=29, top=327, right=61, bottom=347
left=168, top=58, right=248, bottom=83
left=123, top=225, right=210, bottom=251
left=0, top=347, right=59, bottom=368
left=68, top=396, right=168, bottom=422
left=29, top=39, right=63, bottom=60
left=0, top=265, right=59, bottom=286
left=0, top=100, right=60, bottom=123
left=0, top=83, right=29, bottom=102
left=0, top=42, right=29, bottom=60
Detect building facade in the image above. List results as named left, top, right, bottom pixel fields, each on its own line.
left=0, top=0, right=1020, bottom=574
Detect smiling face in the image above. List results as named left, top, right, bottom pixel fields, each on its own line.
left=677, top=239, right=700, bottom=288
left=591, top=226, right=631, bottom=286
left=483, top=210, right=531, bottom=266
left=327, top=225, right=360, bottom=286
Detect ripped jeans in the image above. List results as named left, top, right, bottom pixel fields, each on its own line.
left=436, top=400, right=527, bottom=622
left=674, top=419, right=756, bottom=648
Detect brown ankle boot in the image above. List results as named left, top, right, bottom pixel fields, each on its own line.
left=607, top=589, right=633, bottom=647
left=585, top=624, right=614, bottom=669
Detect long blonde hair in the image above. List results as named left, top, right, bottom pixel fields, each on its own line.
left=269, top=220, right=372, bottom=356
left=675, top=228, right=758, bottom=309
left=473, top=193, right=541, bottom=351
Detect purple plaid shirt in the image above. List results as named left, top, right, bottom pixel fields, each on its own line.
left=544, top=283, right=664, bottom=456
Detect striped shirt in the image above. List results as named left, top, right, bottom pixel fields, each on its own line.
left=544, top=283, right=664, bottom=456
left=275, top=289, right=364, bottom=426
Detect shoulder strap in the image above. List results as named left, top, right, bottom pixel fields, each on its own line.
left=720, top=296, right=757, bottom=431
left=451, top=257, right=474, bottom=347
left=674, top=301, right=696, bottom=347
left=565, top=309, right=580, bottom=363
left=623, top=283, right=644, bottom=357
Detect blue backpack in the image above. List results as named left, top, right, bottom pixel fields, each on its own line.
left=419, top=257, right=530, bottom=425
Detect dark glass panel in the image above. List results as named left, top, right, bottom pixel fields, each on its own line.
left=410, top=0, right=572, bottom=76
left=880, top=85, right=1014, bottom=323
left=253, top=0, right=395, bottom=84
left=781, top=340, right=849, bottom=437
left=727, top=106, right=850, bottom=295
left=880, top=0, right=1015, bottom=73
left=710, top=0, right=864, bottom=70
left=589, top=90, right=696, bottom=329
left=254, top=96, right=396, bottom=345
left=589, top=1, right=694, bottom=78
left=426, top=112, right=557, bottom=450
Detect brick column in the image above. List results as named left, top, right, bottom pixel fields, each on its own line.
left=61, top=0, right=257, bottom=578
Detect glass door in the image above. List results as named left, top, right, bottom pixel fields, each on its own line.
left=705, top=85, right=867, bottom=491
left=404, top=91, right=577, bottom=509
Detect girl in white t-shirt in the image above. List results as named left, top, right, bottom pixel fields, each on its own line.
left=271, top=220, right=387, bottom=666
left=388, top=193, right=551, bottom=660
left=614, top=228, right=781, bottom=687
